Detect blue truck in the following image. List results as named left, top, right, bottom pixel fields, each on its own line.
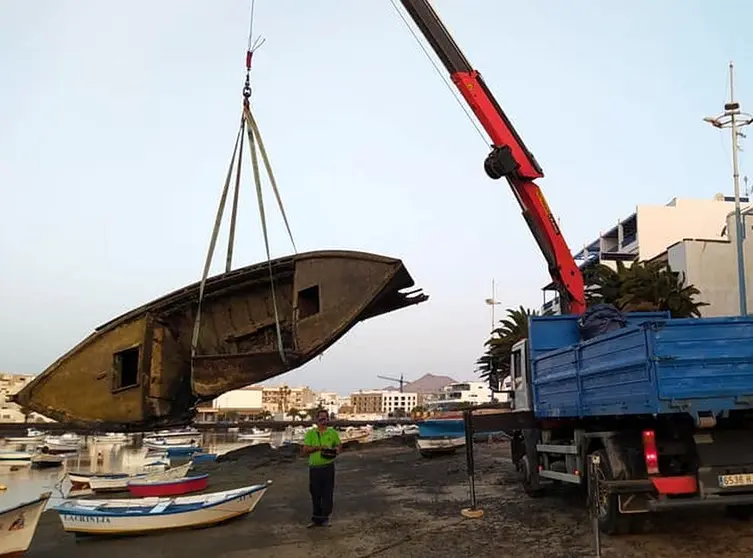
left=506, top=312, right=753, bottom=534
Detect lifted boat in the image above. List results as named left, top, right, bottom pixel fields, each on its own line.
left=14, top=251, right=427, bottom=431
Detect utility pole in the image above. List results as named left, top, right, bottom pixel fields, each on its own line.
left=484, top=279, right=502, bottom=331
left=704, top=62, right=753, bottom=315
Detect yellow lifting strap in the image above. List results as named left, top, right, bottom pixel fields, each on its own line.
left=190, top=104, right=296, bottom=377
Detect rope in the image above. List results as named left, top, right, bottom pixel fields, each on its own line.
left=190, top=0, right=291, bottom=374
left=244, top=107, right=297, bottom=253
left=388, top=0, right=488, bottom=146
left=226, top=119, right=245, bottom=272
left=243, top=105, right=287, bottom=363
left=190, top=122, right=243, bottom=369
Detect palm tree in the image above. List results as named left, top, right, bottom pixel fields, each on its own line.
left=585, top=260, right=707, bottom=318
left=477, top=306, right=541, bottom=389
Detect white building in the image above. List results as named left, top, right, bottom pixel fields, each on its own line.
left=381, top=391, right=418, bottom=416
left=666, top=208, right=753, bottom=316
left=313, top=391, right=340, bottom=416
left=541, top=194, right=751, bottom=314
left=349, top=390, right=418, bottom=418
left=214, top=386, right=263, bottom=411
left=426, top=381, right=494, bottom=411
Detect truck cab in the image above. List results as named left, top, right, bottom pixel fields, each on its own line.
left=510, top=338, right=531, bottom=412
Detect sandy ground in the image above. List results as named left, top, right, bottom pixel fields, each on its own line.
left=26, top=437, right=753, bottom=557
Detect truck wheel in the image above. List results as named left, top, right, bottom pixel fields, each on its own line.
left=518, top=455, right=544, bottom=497
left=588, top=449, right=632, bottom=535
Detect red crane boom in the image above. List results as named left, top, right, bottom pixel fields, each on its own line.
left=399, top=0, right=586, bottom=314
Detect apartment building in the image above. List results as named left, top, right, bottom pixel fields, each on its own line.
left=0, top=373, right=52, bottom=423
left=350, top=390, right=418, bottom=417
left=541, top=194, right=750, bottom=314
left=666, top=208, right=753, bottom=316
left=261, top=385, right=316, bottom=413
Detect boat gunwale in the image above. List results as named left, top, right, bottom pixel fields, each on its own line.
left=97, top=250, right=403, bottom=333
left=0, top=491, right=51, bottom=516
left=55, top=483, right=269, bottom=517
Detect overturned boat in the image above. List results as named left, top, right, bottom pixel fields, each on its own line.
left=13, top=250, right=428, bottom=430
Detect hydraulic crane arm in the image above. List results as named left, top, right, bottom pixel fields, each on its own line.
left=399, top=0, right=586, bottom=314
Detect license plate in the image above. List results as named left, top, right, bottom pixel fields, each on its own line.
left=719, top=474, right=753, bottom=488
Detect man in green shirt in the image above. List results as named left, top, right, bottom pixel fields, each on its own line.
left=303, top=409, right=342, bottom=527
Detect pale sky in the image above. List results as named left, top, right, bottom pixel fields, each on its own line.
left=1, top=1, right=751, bottom=395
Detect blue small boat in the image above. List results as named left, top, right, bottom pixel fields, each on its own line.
left=191, top=452, right=217, bottom=463
left=165, top=446, right=202, bottom=457
left=418, top=418, right=465, bottom=439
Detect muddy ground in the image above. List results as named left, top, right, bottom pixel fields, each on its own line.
left=27, top=438, right=753, bottom=557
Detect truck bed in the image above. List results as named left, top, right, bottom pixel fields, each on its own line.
left=530, top=314, right=753, bottom=419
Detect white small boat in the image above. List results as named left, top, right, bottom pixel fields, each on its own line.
left=340, top=427, right=370, bottom=444
left=42, top=433, right=81, bottom=453
left=237, top=428, right=271, bottom=441
left=93, top=432, right=129, bottom=444
left=31, top=452, right=65, bottom=468
left=0, top=491, right=50, bottom=555
left=89, top=462, right=192, bottom=493
left=54, top=482, right=271, bottom=536
left=143, top=428, right=200, bottom=446
left=67, top=459, right=168, bottom=490
left=416, top=436, right=465, bottom=457
left=143, top=437, right=199, bottom=450
left=402, top=424, right=420, bottom=436
left=0, top=451, right=32, bottom=461
left=4, top=428, right=45, bottom=444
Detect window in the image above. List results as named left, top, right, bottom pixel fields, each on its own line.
left=297, top=285, right=320, bottom=319
left=113, top=347, right=140, bottom=390
left=512, top=350, right=523, bottom=380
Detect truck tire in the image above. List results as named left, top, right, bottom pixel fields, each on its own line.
left=518, top=455, right=544, bottom=497
left=588, top=449, right=632, bottom=535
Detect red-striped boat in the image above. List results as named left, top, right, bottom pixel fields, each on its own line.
left=127, top=473, right=209, bottom=498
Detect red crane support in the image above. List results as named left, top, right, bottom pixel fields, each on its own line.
left=399, top=0, right=586, bottom=315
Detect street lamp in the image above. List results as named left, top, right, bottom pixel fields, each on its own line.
left=484, top=279, right=501, bottom=331
left=704, top=61, right=753, bottom=315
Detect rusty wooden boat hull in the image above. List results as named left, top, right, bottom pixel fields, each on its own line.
left=13, top=250, right=428, bottom=431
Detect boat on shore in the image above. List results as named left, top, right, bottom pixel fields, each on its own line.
left=0, top=491, right=50, bottom=556
left=89, top=462, right=192, bottom=493
left=13, top=251, right=427, bottom=431
left=55, top=482, right=272, bottom=536
left=67, top=459, right=169, bottom=491
left=340, top=427, right=370, bottom=444
left=416, top=436, right=465, bottom=457
left=127, top=473, right=209, bottom=498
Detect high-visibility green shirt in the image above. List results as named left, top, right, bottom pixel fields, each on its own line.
left=304, top=427, right=341, bottom=467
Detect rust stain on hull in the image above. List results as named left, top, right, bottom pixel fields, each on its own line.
left=13, top=250, right=428, bottom=431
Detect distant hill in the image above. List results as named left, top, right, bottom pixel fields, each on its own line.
left=403, top=373, right=457, bottom=394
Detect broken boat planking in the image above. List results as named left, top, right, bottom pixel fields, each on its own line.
left=13, top=250, right=428, bottom=431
